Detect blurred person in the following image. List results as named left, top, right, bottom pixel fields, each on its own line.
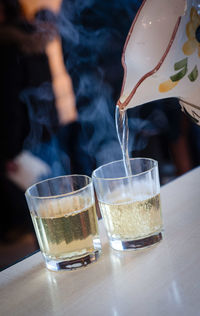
left=0, top=0, right=77, bottom=266
left=19, top=0, right=77, bottom=125
left=0, top=0, right=40, bottom=267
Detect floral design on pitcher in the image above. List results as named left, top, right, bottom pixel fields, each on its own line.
left=182, top=7, right=200, bottom=57
left=159, top=7, right=199, bottom=93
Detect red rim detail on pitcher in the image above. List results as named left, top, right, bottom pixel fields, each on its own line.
left=117, top=0, right=182, bottom=109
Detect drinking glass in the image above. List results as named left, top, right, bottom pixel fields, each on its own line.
left=92, top=158, right=163, bottom=251
left=25, top=175, right=101, bottom=271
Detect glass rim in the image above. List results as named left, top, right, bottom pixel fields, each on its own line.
left=25, top=174, right=92, bottom=200
left=92, top=157, right=158, bottom=181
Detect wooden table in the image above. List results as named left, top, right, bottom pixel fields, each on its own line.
left=1, top=167, right=200, bottom=316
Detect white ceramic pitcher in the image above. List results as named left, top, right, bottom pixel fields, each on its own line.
left=117, top=0, right=200, bottom=125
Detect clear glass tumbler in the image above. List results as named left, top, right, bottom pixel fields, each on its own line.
left=92, top=158, right=163, bottom=251
left=25, top=175, right=101, bottom=271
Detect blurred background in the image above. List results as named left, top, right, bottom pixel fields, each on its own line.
left=0, top=0, right=199, bottom=270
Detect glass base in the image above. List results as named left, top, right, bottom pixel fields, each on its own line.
left=109, top=232, right=163, bottom=251
left=44, top=250, right=101, bottom=271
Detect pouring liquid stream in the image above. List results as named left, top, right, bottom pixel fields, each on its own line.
left=115, top=105, right=132, bottom=177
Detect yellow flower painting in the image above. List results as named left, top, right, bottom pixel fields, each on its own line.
left=182, top=7, right=200, bottom=57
